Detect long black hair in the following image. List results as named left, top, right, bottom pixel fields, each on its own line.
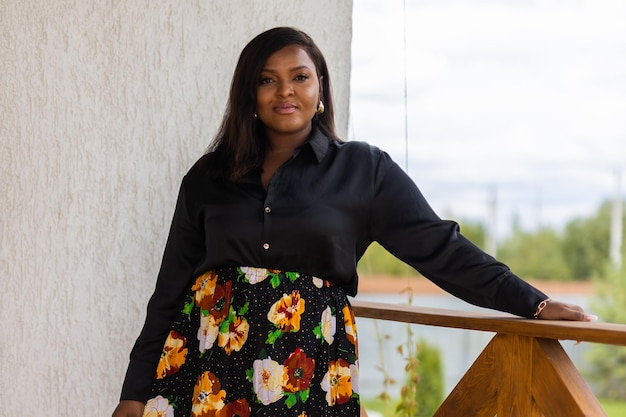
left=206, top=27, right=340, bottom=181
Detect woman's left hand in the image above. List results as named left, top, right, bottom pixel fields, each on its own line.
left=536, top=300, right=598, bottom=321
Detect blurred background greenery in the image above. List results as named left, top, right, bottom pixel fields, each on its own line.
left=358, top=199, right=626, bottom=415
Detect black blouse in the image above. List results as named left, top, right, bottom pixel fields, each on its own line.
left=120, top=128, right=547, bottom=402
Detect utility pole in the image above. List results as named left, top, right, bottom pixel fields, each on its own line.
left=610, top=170, right=623, bottom=270
left=535, top=185, right=542, bottom=230
left=486, top=185, right=498, bottom=257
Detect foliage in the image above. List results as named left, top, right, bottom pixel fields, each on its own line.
left=561, top=202, right=614, bottom=280
left=413, top=339, right=444, bottom=417
left=372, top=319, right=396, bottom=403
left=598, top=398, right=626, bottom=416
left=497, top=227, right=570, bottom=280
left=456, top=219, right=487, bottom=251
left=369, top=285, right=440, bottom=416
left=358, top=219, right=486, bottom=278
left=357, top=200, right=626, bottom=282
left=591, top=266, right=626, bottom=325
left=363, top=398, right=626, bottom=417
left=371, top=286, right=421, bottom=416
left=358, top=241, right=415, bottom=277
left=372, top=322, right=443, bottom=417
left=585, top=266, right=626, bottom=400
left=394, top=325, right=419, bottom=417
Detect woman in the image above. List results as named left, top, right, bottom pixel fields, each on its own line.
left=112, top=27, right=594, bottom=417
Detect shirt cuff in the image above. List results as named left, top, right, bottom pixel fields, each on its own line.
left=119, top=359, right=156, bottom=403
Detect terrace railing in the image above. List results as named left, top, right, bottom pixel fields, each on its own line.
left=352, top=300, right=626, bottom=417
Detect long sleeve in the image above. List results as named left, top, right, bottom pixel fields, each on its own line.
left=368, top=151, right=547, bottom=318
left=120, top=176, right=205, bottom=402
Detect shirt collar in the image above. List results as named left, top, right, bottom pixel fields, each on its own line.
left=304, top=126, right=330, bottom=163
left=240, top=126, right=331, bottom=184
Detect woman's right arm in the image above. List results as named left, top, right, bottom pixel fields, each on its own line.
left=112, top=400, right=145, bottom=417
left=118, top=174, right=206, bottom=403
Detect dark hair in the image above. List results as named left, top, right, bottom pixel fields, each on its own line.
left=206, top=27, right=340, bottom=181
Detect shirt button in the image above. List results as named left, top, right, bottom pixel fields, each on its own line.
left=262, top=243, right=270, bottom=250
left=264, top=206, right=271, bottom=213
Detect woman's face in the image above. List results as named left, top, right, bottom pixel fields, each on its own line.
left=256, top=44, right=321, bottom=142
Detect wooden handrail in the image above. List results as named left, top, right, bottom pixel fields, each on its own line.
left=351, top=300, right=626, bottom=345
left=351, top=300, right=626, bottom=417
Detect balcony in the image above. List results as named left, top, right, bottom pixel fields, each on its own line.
left=352, top=300, right=626, bottom=416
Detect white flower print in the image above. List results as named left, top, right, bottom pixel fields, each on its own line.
left=350, top=361, right=360, bottom=394
left=252, top=357, right=287, bottom=405
left=312, top=276, right=324, bottom=288
left=143, top=395, right=174, bottom=417
left=240, top=267, right=269, bottom=284
left=321, top=306, right=336, bottom=345
left=197, top=314, right=220, bottom=353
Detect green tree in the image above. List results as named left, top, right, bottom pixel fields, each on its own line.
left=414, top=339, right=444, bottom=417
left=585, top=266, right=626, bottom=399
left=395, top=338, right=444, bottom=417
left=358, top=241, right=415, bottom=276
left=357, top=219, right=486, bottom=277
left=358, top=200, right=626, bottom=281
left=457, top=219, right=487, bottom=251
left=497, top=227, right=570, bottom=280
left=562, top=201, right=613, bottom=280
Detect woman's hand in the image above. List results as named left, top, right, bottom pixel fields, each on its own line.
left=536, top=299, right=598, bottom=321
left=112, top=400, right=145, bottom=417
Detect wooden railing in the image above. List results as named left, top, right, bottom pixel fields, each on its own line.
left=352, top=300, right=626, bottom=417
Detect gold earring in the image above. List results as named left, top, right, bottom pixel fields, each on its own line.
left=317, top=100, right=325, bottom=114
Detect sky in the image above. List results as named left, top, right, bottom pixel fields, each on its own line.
left=349, top=0, right=626, bottom=239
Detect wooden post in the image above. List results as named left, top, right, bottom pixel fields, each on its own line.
left=434, top=334, right=606, bottom=416
left=351, top=300, right=626, bottom=416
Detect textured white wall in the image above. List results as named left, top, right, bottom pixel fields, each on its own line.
left=0, top=1, right=352, bottom=415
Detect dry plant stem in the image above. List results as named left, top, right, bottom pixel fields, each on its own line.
left=395, top=286, right=419, bottom=416
left=373, top=319, right=394, bottom=402
left=396, top=323, right=419, bottom=416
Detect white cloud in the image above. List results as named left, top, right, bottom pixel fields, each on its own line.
left=350, top=0, right=626, bottom=237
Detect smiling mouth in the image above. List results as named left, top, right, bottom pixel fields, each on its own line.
left=274, top=104, right=297, bottom=114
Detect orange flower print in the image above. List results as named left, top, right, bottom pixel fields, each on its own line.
left=143, top=395, right=174, bottom=417
left=208, top=281, right=232, bottom=322
left=216, top=398, right=250, bottom=417
left=321, top=358, right=353, bottom=406
left=191, top=371, right=226, bottom=417
left=252, top=357, right=287, bottom=405
left=192, top=271, right=218, bottom=309
left=198, top=282, right=233, bottom=353
left=267, top=290, right=305, bottom=332
left=321, top=306, right=336, bottom=345
left=342, top=305, right=357, bottom=346
left=218, top=314, right=249, bottom=355
left=155, top=330, right=188, bottom=379
left=240, top=267, right=269, bottom=284
left=282, top=348, right=315, bottom=393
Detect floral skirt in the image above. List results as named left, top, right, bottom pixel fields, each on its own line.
left=143, top=266, right=361, bottom=417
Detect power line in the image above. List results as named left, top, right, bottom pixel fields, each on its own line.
left=402, top=0, right=409, bottom=173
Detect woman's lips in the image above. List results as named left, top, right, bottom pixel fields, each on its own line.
left=274, top=103, right=297, bottom=115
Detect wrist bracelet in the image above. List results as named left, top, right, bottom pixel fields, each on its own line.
left=533, top=298, right=552, bottom=319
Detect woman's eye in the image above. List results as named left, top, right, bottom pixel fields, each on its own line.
left=295, top=74, right=309, bottom=81
left=259, top=77, right=274, bottom=85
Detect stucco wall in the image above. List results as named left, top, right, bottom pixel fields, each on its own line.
left=0, top=1, right=352, bottom=415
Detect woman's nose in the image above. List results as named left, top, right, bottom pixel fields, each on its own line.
left=277, top=81, right=294, bottom=97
